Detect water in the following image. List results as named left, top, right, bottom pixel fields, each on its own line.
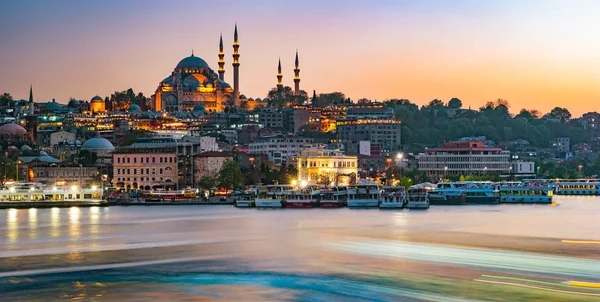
left=1, top=196, right=599, bottom=301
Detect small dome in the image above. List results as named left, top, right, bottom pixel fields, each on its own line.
left=128, top=104, right=141, bottom=112
left=263, top=98, right=270, bottom=102
left=68, top=99, right=79, bottom=107
left=91, top=95, right=103, bottom=102
left=21, top=145, right=32, bottom=151
left=40, top=151, right=48, bottom=156
left=46, top=100, right=62, bottom=109
left=255, top=98, right=262, bottom=102
left=8, top=146, right=18, bottom=150
left=81, top=137, right=115, bottom=152
left=248, top=98, right=254, bottom=101
left=176, top=55, right=210, bottom=71
left=0, top=123, right=27, bottom=136
left=193, top=104, right=206, bottom=112
left=240, top=94, right=247, bottom=99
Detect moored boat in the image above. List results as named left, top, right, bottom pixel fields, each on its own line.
left=554, top=179, right=600, bottom=195
left=320, top=186, right=348, bottom=207
left=0, top=183, right=104, bottom=206
left=255, top=185, right=291, bottom=208
left=347, top=183, right=381, bottom=207
left=284, top=186, right=321, bottom=208
left=233, top=193, right=256, bottom=207
left=379, top=186, right=406, bottom=209
left=405, top=186, right=429, bottom=209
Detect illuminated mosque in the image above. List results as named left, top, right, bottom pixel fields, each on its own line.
left=151, top=24, right=301, bottom=113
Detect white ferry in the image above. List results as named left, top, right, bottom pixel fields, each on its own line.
left=255, top=185, right=292, bottom=208
left=0, top=183, right=103, bottom=203
left=405, top=186, right=430, bottom=209
left=284, top=185, right=321, bottom=208
left=320, top=186, right=348, bottom=207
left=347, top=183, right=381, bottom=207
left=554, top=179, right=600, bottom=195
left=379, top=186, right=406, bottom=209
left=233, top=193, right=255, bottom=208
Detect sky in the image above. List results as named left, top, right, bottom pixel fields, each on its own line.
left=1, top=0, right=599, bottom=116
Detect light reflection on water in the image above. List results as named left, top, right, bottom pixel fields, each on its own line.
left=0, top=196, right=598, bottom=301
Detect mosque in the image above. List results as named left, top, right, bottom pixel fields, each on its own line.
left=151, top=24, right=301, bottom=113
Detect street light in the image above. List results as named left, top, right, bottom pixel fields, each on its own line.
left=444, top=166, right=448, bottom=179
left=16, top=160, right=22, bottom=183
left=578, top=164, right=583, bottom=177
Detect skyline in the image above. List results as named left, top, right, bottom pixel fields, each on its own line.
left=1, top=0, right=600, bottom=116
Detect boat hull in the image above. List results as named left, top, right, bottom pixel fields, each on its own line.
left=406, top=202, right=429, bottom=209
left=465, top=196, right=500, bottom=204
left=255, top=199, right=283, bottom=208
left=500, top=196, right=553, bottom=204
left=347, top=199, right=379, bottom=207
left=284, top=201, right=316, bottom=208
left=234, top=201, right=254, bottom=208
left=320, top=201, right=345, bottom=207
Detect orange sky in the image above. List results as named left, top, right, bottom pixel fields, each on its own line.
left=1, top=0, right=599, bottom=116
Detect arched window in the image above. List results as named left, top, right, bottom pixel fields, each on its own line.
left=160, top=168, right=163, bottom=174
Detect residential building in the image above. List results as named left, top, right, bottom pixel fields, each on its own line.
left=336, top=119, right=401, bottom=154
left=550, top=137, right=570, bottom=153
left=194, top=151, right=232, bottom=180
left=113, top=139, right=178, bottom=190
left=417, top=141, right=510, bottom=179
left=258, top=107, right=284, bottom=129
left=50, top=131, right=76, bottom=147
left=296, top=149, right=358, bottom=185
left=249, top=134, right=317, bottom=165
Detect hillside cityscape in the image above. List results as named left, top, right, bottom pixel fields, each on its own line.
left=0, top=42, right=597, bottom=191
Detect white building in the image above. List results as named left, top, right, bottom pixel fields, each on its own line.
left=249, top=134, right=319, bottom=165
left=295, top=149, right=358, bottom=185
left=417, top=141, right=510, bottom=179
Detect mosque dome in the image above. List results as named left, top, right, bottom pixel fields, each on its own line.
left=0, top=123, right=27, bottom=136
left=91, top=95, right=103, bottom=102
left=255, top=98, right=262, bottom=102
left=128, top=104, right=141, bottom=112
left=21, top=145, right=32, bottom=151
left=176, top=55, right=210, bottom=71
left=46, top=100, right=62, bottom=110
left=68, top=99, right=80, bottom=107
left=81, top=137, right=115, bottom=152
left=240, top=94, right=247, bottom=99
left=193, top=104, right=206, bottom=112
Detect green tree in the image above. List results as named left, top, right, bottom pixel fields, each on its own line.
left=427, top=99, right=445, bottom=108
left=78, top=150, right=98, bottom=166
left=197, top=176, right=218, bottom=191
left=0, top=93, right=13, bottom=106
left=544, top=107, right=571, bottom=122
left=217, top=160, right=244, bottom=190
left=0, top=157, right=16, bottom=182
left=316, top=92, right=346, bottom=107
left=447, top=98, right=462, bottom=109
left=267, top=86, right=308, bottom=108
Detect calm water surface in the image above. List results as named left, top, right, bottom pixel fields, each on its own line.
left=0, top=195, right=599, bottom=301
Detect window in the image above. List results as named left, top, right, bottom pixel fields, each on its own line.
left=134, top=158, right=137, bottom=163
left=152, top=157, right=155, bottom=163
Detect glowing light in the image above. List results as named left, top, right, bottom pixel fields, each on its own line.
left=561, top=239, right=600, bottom=244
left=291, top=180, right=297, bottom=186
left=71, top=185, right=78, bottom=191
left=300, top=180, right=308, bottom=188
left=30, top=187, right=35, bottom=191
left=9, top=187, right=15, bottom=192
left=7, top=208, right=17, bottom=222
left=52, top=186, right=57, bottom=191
left=396, top=153, right=403, bottom=160
left=92, top=185, right=98, bottom=191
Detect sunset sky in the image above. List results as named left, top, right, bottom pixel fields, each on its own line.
left=1, top=0, right=599, bottom=116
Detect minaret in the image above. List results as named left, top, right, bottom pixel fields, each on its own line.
left=218, top=34, right=225, bottom=81
left=277, top=58, right=283, bottom=91
left=232, top=23, right=240, bottom=106
left=28, top=85, right=34, bottom=115
left=293, top=50, right=300, bottom=96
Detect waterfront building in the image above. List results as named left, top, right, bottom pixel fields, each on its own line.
left=249, top=134, right=318, bottom=165
left=32, top=165, right=99, bottom=185
left=417, top=141, right=510, bottom=179
left=295, top=149, right=357, bottom=185
left=113, top=140, right=178, bottom=190
left=193, top=151, right=232, bottom=181
left=336, top=119, right=402, bottom=154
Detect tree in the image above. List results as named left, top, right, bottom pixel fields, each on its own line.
left=197, top=176, right=218, bottom=191
left=217, top=160, right=244, bottom=190
left=427, top=99, right=445, bottom=108
left=0, top=93, right=13, bottom=106
left=239, top=100, right=249, bottom=111
left=447, top=98, right=462, bottom=109
left=267, top=86, right=308, bottom=108
left=544, top=107, right=571, bottom=122
left=78, top=150, right=97, bottom=166
left=316, top=92, right=345, bottom=107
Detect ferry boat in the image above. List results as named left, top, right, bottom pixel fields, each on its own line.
left=320, top=186, right=348, bottom=207
left=0, top=183, right=104, bottom=204
left=255, top=185, right=292, bottom=208
left=554, top=179, right=600, bottom=195
left=233, top=193, right=255, bottom=208
left=498, top=186, right=553, bottom=203
left=405, top=186, right=430, bottom=209
left=379, top=186, right=406, bottom=209
left=429, top=182, right=498, bottom=205
left=347, top=183, right=381, bottom=207
left=284, top=186, right=321, bottom=208
left=141, top=188, right=199, bottom=202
